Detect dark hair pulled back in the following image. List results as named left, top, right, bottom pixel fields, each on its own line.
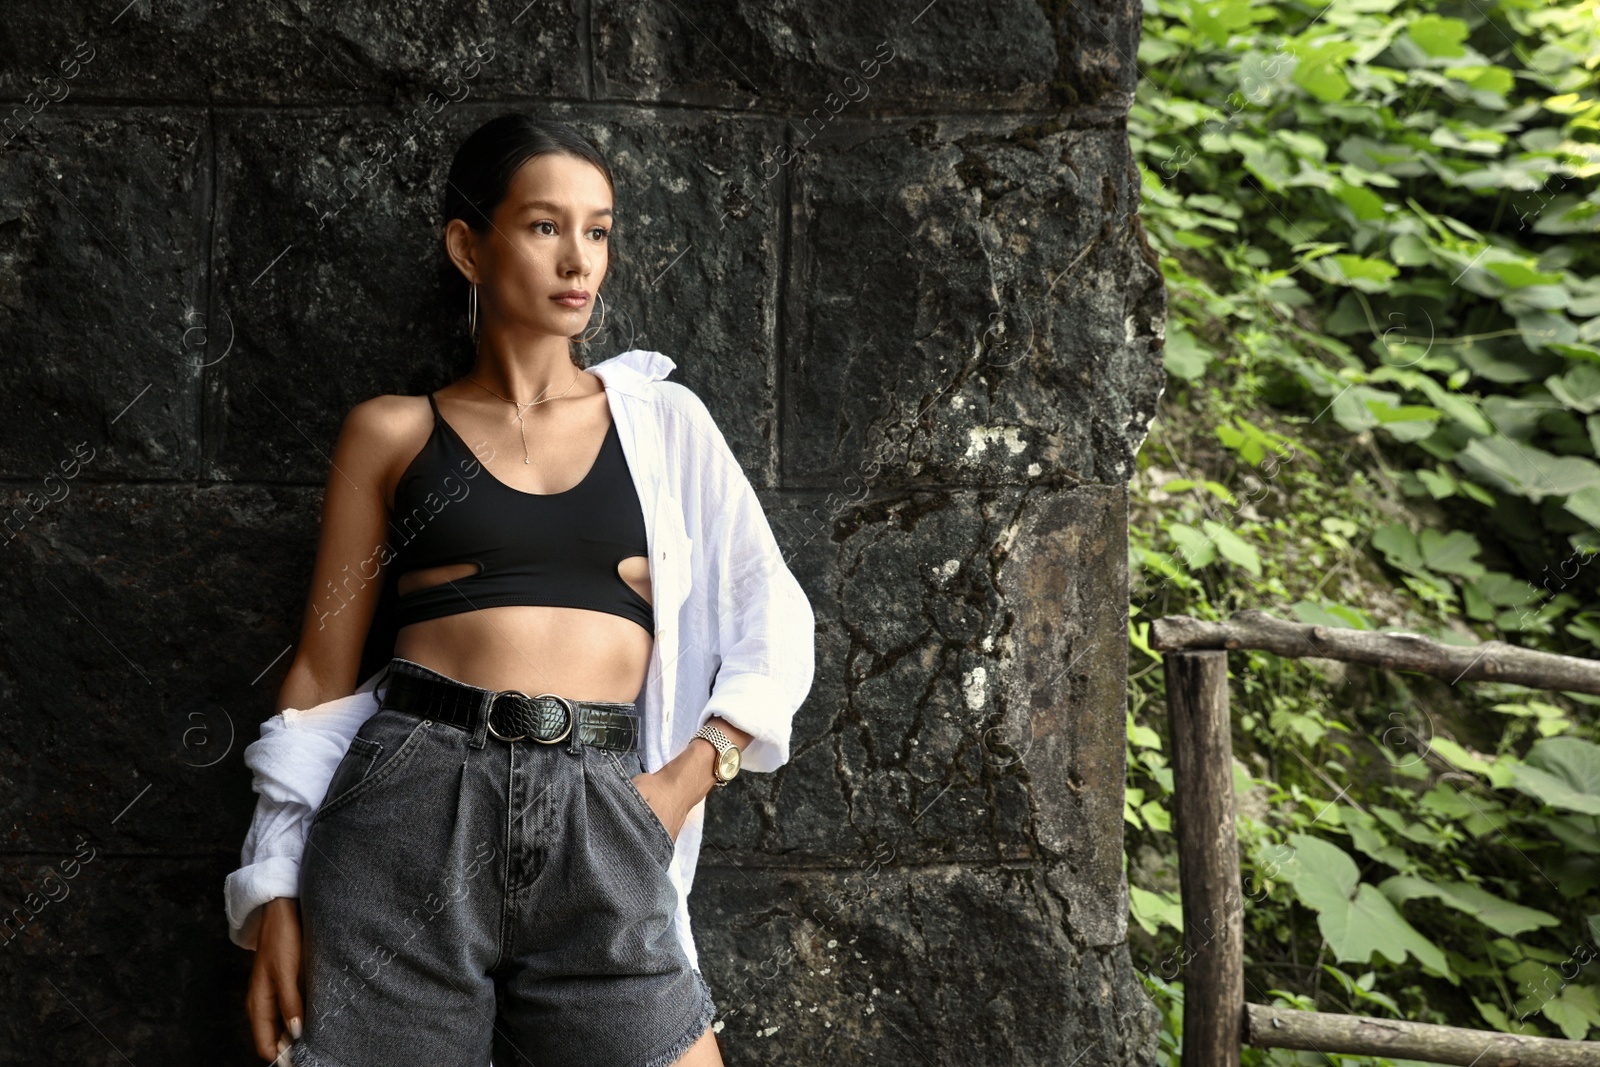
left=441, top=113, right=614, bottom=233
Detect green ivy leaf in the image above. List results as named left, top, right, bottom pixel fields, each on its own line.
left=1179, top=0, right=1261, bottom=46
left=1563, top=485, right=1600, bottom=530
left=1546, top=364, right=1600, bottom=414
left=1452, top=65, right=1514, bottom=96
left=1378, top=876, right=1560, bottom=937
left=1405, top=14, right=1469, bottom=58
left=1129, top=885, right=1184, bottom=937
left=1319, top=253, right=1402, bottom=292
left=1366, top=398, right=1443, bottom=441
left=1338, top=805, right=1415, bottom=871
left=1141, top=801, right=1173, bottom=832
left=1280, top=834, right=1454, bottom=978
left=1167, top=523, right=1218, bottom=569
left=1164, top=321, right=1213, bottom=380
left=1128, top=713, right=1163, bottom=750
left=1542, top=983, right=1600, bottom=1041
left=1427, top=737, right=1492, bottom=775
left=1456, top=437, right=1600, bottom=502
left=1465, top=571, right=1540, bottom=609
left=1507, top=738, right=1600, bottom=816
left=1417, top=467, right=1457, bottom=498
left=1289, top=600, right=1379, bottom=630
left=1289, top=36, right=1357, bottom=102
left=1475, top=996, right=1544, bottom=1036
left=1456, top=336, right=1560, bottom=383
left=1418, top=529, right=1485, bottom=578
left=1201, top=519, right=1263, bottom=575
left=1371, top=523, right=1424, bottom=574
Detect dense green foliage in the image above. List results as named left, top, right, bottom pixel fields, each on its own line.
left=1124, top=0, right=1600, bottom=1061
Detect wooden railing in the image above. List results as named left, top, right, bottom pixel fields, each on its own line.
left=1151, top=609, right=1600, bottom=1067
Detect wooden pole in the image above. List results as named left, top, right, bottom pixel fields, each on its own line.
left=1245, top=1002, right=1600, bottom=1065
left=1166, top=650, right=1243, bottom=1067
left=1150, top=609, right=1600, bottom=694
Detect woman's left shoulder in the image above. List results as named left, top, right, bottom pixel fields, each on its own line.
left=649, top=378, right=730, bottom=448
left=651, top=378, right=713, bottom=421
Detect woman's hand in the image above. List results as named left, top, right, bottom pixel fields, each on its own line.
left=631, top=767, right=697, bottom=842
left=246, top=896, right=305, bottom=1062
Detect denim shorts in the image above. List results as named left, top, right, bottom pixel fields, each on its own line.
left=290, top=658, right=716, bottom=1067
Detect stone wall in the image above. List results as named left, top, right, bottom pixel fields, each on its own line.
left=0, top=1, right=1166, bottom=1062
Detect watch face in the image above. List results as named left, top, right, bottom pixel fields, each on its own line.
left=717, top=746, right=741, bottom=780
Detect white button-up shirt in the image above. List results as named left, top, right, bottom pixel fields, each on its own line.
left=225, top=348, right=818, bottom=974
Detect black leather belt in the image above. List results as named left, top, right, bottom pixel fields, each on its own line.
left=377, top=660, right=641, bottom=752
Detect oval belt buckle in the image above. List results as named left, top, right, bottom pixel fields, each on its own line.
left=530, top=693, right=575, bottom=744
left=487, top=690, right=530, bottom=743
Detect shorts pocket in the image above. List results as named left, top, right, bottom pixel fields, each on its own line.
left=604, top=750, right=677, bottom=861
left=314, top=712, right=435, bottom=823
left=316, top=735, right=383, bottom=816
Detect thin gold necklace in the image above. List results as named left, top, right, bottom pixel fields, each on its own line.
left=464, top=368, right=582, bottom=465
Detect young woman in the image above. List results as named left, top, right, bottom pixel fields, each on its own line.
left=226, top=114, right=816, bottom=1066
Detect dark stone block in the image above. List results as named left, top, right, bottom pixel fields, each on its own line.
left=749, top=486, right=1128, bottom=883
left=780, top=116, right=1163, bottom=488
left=0, top=483, right=321, bottom=854
left=0, top=110, right=210, bottom=479
left=997, top=484, right=1132, bottom=947
left=691, top=860, right=1161, bottom=1064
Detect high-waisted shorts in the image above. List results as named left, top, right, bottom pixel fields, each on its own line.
left=290, top=657, right=717, bottom=1067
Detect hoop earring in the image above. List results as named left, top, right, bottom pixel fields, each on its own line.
left=574, top=292, right=607, bottom=345
left=468, top=283, right=479, bottom=342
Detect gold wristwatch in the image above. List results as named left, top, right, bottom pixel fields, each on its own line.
left=693, top=724, right=741, bottom=787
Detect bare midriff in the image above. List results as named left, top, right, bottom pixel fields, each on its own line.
left=392, top=600, right=653, bottom=704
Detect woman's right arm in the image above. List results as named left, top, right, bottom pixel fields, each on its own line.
left=247, top=396, right=406, bottom=1061
left=277, top=396, right=407, bottom=712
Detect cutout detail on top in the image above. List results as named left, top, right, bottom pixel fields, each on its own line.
left=616, top=553, right=652, bottom=607
left=398, top=561, right=483, bottom=598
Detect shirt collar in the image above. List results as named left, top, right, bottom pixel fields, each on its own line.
left=587, top=349, right=677, bottom=397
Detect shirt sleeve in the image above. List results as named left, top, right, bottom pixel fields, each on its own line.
left=677, top=394, right=816, bottom=773
left=224, top=686, right=380, bottom=950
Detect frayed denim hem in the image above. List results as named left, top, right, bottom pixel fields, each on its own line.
left=640, top=967, right=718, bottom=1067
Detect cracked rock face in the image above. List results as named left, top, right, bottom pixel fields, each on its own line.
left=0, top=0, right=1163, bottom=1062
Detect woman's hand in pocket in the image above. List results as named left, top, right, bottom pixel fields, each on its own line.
left=247, top=896, right=305, bottom=1062
left=631, top=767, right=692, bottom=843
left=648, top=738, right=732, bottom=840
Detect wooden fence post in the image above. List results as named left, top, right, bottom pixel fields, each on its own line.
left=1166, top=649, right=1244, bottom=1067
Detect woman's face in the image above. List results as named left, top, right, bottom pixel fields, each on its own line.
left=454, top=152, right=613, bottom=342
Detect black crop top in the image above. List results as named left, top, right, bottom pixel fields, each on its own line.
left=386, top=392, right=654, bottom=634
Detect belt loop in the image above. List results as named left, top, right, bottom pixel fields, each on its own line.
left=566, top=704, right=582, bottom=757
left=470, top=689, right=490, bottom=750
left=371, top=661, right=395, bottom=709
